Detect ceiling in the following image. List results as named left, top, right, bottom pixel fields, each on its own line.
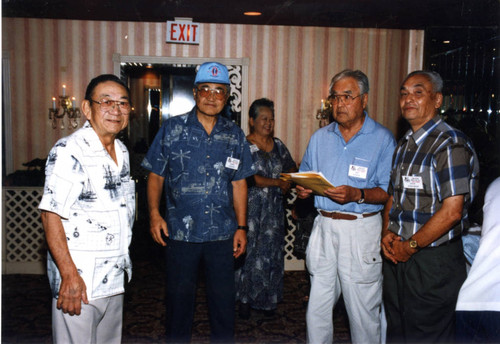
left=2, top=0, right=499, bottom=30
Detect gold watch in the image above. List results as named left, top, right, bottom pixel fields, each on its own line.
left=409, top=238, right=420, bottom=250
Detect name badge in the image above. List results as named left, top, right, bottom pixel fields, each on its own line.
left=403, top=175, right=424, bottom=189
left=348, top=164, right=368, bottom=179
left=249, top=144, right=259, bottom=153
left=225, top=157, right=240, bottom=170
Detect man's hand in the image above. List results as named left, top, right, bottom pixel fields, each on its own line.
left=277, top=179, right=293, bottom=195
left=57, top=272, right=88, bottom=316
left=150, top=212, right=169, bottom=246
left=147, top=172, right=168, bottom=246
left=233, top=229, right=247, bottom=258
left=389, top=239, right=414, bottom=263
left=296, top=185, right=313, bottom=199
left=381, top=231, right=400, bottom=264
left=323, top=185, right=360, bottom=204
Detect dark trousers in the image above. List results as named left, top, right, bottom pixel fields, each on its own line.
left=456, top=311, right=500, bottom=343
left=164, top=238, right=235, bottom=343
left=383, top=239, right=467, bottom=343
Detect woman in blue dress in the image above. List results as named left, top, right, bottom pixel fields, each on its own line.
left=236, top=98, right=297, bottom=318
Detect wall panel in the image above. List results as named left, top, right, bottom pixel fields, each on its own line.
left=2, top=18, right=423, bottom=171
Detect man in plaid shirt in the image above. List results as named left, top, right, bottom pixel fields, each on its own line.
left=381, top=70, right=479, bottom=343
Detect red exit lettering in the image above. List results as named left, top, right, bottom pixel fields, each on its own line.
left=166, top=21, right=201, bottom=45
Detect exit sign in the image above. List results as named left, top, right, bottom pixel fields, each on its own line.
left=166, top=20, right=201, bottom=45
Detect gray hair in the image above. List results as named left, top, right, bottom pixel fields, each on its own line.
left=402, top=70, right=443, bottom=93
left=329, top=69, right=369, bottom=95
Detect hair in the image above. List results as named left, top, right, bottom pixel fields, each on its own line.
left=329, top=69, right=369, bottom=95
left=402, top=70, right=444, bottom=93
left=84, top=74, right=131, bottom=101
left=249, top=98, right=275, bottom=120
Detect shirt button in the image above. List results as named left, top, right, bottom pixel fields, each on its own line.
left=205, top=211, right=209, bottom=214
left=205, top=191, right=209, bottom=194
left=206, top=173, right=209, bottom=176
left=207, top=155, right=210, bottom=159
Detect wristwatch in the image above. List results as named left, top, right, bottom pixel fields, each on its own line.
left=409, top=238, right=420, bottom=250
left=357, top=188, right=365, bottom=204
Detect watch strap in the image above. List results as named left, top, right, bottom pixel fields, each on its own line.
left=357, top=188, right=365, bottom=204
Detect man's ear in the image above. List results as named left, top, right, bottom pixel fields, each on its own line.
left=361, top=93, right=369, bottom=109
left=82, top=99, right=92, bottom=121
left=434, top=92, right=443, bottom=109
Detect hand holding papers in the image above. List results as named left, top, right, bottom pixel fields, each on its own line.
left=280, top=171, right=335, bottom=196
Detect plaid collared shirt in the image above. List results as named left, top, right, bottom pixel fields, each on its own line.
left=388, top=116, right=479, bottom=246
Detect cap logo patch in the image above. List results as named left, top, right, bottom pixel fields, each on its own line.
left=209, top=66, right=220, bottom=77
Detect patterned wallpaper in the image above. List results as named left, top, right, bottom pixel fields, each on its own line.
left=2, top=18, right=423, bottom=172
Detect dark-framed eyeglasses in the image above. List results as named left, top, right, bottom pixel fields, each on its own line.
left=196, top=86, right=228, bottom=100
left=91, top=99, right=131, bottom=112
left=328, top=94, right=363, bottom=105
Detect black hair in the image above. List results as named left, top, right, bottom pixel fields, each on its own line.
left=84, top=74, right=130, bottom=101
left=249, top=98, right=274, bottom=120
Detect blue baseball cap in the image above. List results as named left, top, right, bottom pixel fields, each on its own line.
left=194, top=62, right=230, bottom=85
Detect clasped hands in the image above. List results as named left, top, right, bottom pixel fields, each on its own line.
left=381, top=231, right=415, bottom=264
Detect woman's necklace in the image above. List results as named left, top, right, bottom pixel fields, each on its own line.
left=251, top=135, right=273, bottom=153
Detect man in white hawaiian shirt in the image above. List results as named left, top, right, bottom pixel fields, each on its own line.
left=39, top=74, right=135, bottom=343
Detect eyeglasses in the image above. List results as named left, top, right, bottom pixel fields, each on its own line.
left=196, top=86, right=227, bottom=100
left=91, top=99, right=131, bottom=112
left=328, top=94, right=363, bottom=105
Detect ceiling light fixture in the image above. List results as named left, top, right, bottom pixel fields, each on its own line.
left=244, top=11, right=262, bottom=16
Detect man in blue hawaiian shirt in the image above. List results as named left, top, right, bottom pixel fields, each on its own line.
left=142, top=62, right=255, bottom=342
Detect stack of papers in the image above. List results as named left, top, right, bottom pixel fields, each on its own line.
left=280, top=171, right=335, bottom=196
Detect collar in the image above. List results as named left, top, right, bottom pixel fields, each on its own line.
left=186, top=106, right=233, bottom=135
left=328, top=111, right=375, bottom=136
left=404, top=115, right=442, bottom=146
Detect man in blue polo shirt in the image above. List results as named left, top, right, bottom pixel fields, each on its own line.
left=297, top=69, right=395, bottom=343
left=142, top=62, right=255, bottom=342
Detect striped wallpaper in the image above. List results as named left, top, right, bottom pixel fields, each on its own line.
left=2, top=18, right=423, bottom=172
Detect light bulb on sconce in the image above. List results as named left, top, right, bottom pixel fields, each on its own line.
left=316, top=98, right=332, bottom=128
left=48, top=85, right=81, bottom=129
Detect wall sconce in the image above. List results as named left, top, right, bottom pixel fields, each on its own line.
left=316, top=98, right=333, bottom=128
left=48, top=84, right=81, bottom=129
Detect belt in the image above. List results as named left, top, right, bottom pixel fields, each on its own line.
left=319, top=210, right=379, bottom=221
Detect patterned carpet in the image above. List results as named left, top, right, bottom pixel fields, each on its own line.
left=2, top=230, right=351, bottom=343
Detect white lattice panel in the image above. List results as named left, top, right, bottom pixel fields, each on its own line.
left=2, top=187, right=46, bottom=274
left=284, top=189, right=305, bottom=271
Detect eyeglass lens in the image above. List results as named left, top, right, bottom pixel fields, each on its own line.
left=99, top=99, right=130, bottom=111
left=329, top=94, right=356, bottom=104
left=198, top=87, right=226, bottom=100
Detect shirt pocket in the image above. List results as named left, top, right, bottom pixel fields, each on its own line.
left=404, top=170, right=434, bottom=209
left=347, top=157, right=371, bottom=187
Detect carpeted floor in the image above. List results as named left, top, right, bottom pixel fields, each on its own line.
left=2, top=229, right=351, bottom=343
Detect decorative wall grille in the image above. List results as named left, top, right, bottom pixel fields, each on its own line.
left=284, top=190, right=305, bottom=271
left=2, top=187, right=46, bottom=274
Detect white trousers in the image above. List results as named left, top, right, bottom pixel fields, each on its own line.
left=52, top=293, right=124, bottom=344
left=306, top=214, right=383, bottom=344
